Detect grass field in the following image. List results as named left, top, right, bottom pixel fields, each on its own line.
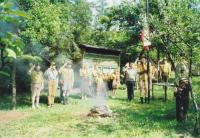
left=0, top=77, right=200, bottom=138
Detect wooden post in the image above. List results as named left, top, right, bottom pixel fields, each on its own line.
left=164, top=83, right=167, bottom=102
left=145, top=0, right=151, bottom=104
left=157, top=46, right=160, bottom=81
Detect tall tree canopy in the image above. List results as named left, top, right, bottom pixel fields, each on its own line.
left=18, top=0, right=92, bottom=61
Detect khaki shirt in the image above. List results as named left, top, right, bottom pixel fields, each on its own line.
left=31, top=71, right=43, bottom=84
left=137, top=64, right=148, bottom=81
left=60, top=68, right=74, bottom=90
left=80, top=68, right=89, bottom=77
left=160, top=62, right=171, bottom=77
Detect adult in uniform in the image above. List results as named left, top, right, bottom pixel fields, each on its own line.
left=28, top=64, right=44, bottom=109
left=174, top=61, right=190, bottom=121
left=58, top=61, right=68, bottom=104
left=45, top=62, right=58, bottom=107
left=160, top=57, right=171, bottom=83
left=59, top=62, right=74, bottom=104
left=137, top=58, right=148, bottom=104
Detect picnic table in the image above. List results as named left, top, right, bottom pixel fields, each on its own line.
left=152, top=82, right=175, bottom=102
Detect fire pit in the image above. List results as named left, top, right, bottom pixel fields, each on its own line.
left=87, top=105, right=113, bottom=118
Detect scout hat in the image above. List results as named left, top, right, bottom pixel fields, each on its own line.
left=163, top=57, right=167, bottom=61
left=50, top=62, right=56, bottom=67
left=67, top=60, right=72, bottom=65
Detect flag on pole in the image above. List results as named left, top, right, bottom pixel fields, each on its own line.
left=141, top=14, right=151, bottom=51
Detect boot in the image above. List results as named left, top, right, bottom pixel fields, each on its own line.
left=63, top=96, right=68, bottom=105
left=140, top=97, right=144, bottom=104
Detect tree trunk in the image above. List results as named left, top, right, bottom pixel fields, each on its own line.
left=157, top=46, right=160, bottom=79
left=0, top=46, right=4, bottom=69
left=189, top=47, right=193, bottom=79
left=12, top=60, right=16, bottom=110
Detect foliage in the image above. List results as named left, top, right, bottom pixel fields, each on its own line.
left=88, top=0, right=200, bottom=66
left=149, top=0, right=200, bottom=64
left=0, top=1, right=28, bottom=72
left=0, top=1, right=39, bottom=69
left=18, top=0, right=92, bottom=61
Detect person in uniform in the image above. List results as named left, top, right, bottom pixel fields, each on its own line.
left=137, top=58, right=148, bottom=104
left=160, top=57, right=171, bottom=83
left=45, top=62, right=58, bottom=107
left=59, top=61, right=74, bottom=104
left=123, top=62, right=137, bottom=101
left=28, top=64, right=44, bottom=109
left=174, top=61, right=190, bottom=121
left=58, top=61, right=68, bottom=104
left=106, top=73, right=113, bottom=91
left=151, top=65, right=158, bottom=82
left=92, top=64, right=100, bottom=96
left=111, top=69, right=120, bottom=98
left=80, top=65, right=90, bottom=100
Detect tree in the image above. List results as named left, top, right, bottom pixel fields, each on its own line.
left=0, top=1, right=40, bottom=110
left=18, top=0, right=92, bottom=61
left=149, top=0, right=200, bottom=71
left=87, top=1, right=143, bottom=64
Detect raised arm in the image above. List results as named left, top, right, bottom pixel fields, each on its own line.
left=58, top=63, right=67, bottom=73
left=134, top=58, right=139, bottom=64
left=28, top=64, right=35, bottom=75
left=122, top=62, right=129, bottom=72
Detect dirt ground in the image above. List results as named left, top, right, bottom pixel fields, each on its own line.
left=0, top=111, right=26, bottom=123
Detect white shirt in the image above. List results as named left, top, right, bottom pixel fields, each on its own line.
left=126, top=68, right=137, bottom=82
left=45, top=68, right=58, bottom=81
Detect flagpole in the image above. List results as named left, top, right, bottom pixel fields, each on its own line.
left=145, top=0, right=150, bottom=104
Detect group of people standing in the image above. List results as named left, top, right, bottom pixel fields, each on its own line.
left=79, top=64, right=120, bottom=99
left=28, top=61, right=74, bottom=109
left=28, top=61, right=121, bottom=109
left=27, top=57, right=190, bottom=122
left=123, top=57, right=171, bottom=104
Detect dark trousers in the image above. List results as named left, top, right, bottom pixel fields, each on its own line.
left=176, top=96, right=189, bottom=121
left=174, top=81, right=190, bottom=121
left=126, top=81, right=135, bottom=101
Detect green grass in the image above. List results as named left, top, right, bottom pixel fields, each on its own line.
left=0, top=77, right=200, bottom=138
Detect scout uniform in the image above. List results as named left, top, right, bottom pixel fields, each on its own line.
left=92, top=65, right=100, bottom=95
left=151, top=65, right=158, bottom=81
left=28, top=65, right=44, bottom=109
left=96, top=72, right=107, bottom=98
left=174, top=62, right=190, bottom=121
left=45, top=62, right=58, bottom=107
left=111, top=70, right=120, bottom=98
left=137, top=60, right=148, bottom=103
left=80, top=66, right=90, bottom=99
left=60, top=63, right=74, bottom=104
left=160, top=57, right=171, bottom=83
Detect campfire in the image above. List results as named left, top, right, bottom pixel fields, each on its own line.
left=87, top=105, right=113, bottom=118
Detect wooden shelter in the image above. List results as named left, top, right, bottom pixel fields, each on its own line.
left=79, top=44, right=121, bottom=73
left=73, top=44, right=121, bottom=87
